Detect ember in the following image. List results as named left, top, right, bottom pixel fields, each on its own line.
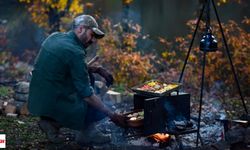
left=148, top=133, right=170, bottom=143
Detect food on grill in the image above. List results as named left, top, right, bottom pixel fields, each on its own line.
left=124, top=110, right=144, bottom=127
left=129, top=117, right=137, bottom=121
left=127, top=111, right=144, bottom=121
left=136, top=80, right=179, bottom=94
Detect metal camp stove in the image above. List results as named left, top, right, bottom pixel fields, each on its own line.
left=125, top=90, right=203, bottom=149
left=133, top=92, right=192, bottom=135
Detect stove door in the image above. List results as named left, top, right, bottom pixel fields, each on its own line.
left=164, top=93, right=191, bottom=122
left=144, top=97, right=166, bottom=136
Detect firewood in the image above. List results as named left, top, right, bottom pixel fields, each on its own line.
left=20, top=102, right=29, bottom=116
left=106, top=90, right=121, bottom=103
left=15, top=101, right=29, bottom=116
left=4, top=104, right=16, bottom=114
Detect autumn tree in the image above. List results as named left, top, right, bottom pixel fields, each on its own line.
left=19, top=0, right=86, bottom=33
left=98, top=19, right=155, bottom=87
left=159, top=17, right=250, bottom=97
left=18, top=0, right=154, bottom=89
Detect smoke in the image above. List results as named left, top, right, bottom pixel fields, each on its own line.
left=164, top=100, right=188, bottom=130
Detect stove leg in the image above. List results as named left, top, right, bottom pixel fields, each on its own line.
left=175, top=135, right=184, bottom=150
left=198, top=132, right=203, bottom=145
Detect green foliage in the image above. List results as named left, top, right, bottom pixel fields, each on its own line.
left=113, top=84, right=127, bottom=93
left=0, top=116, right=45, bottom=149
left=0, top=86, right=12, bottom=97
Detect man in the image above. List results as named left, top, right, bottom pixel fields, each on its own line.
left=28, top=15, right=126, bottom=145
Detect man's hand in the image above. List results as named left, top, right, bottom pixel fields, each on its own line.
left=88, top=66, right=114, bottom=87
left=109, top=113, right=127, bottom=128
left=96, top=67, right=113, bottom=87
left=84, top=95, right=127, bottom=128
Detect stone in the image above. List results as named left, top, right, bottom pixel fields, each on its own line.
left=14, top=81, right=30, bottom=93
left=0, top=100, right=3, bottom=106
left=6, top=113, right=18, bottom=117
left=106, top=90, right=121, bottom=103
left=94, top=81, right=108, bottom=97
left=14, top=93, right=29, bottom=102
left=8, top=98, right=15, bottom=103
left=14, top=81, right=30, bottom=102
left=3, top=101, right=8, bottom=107
left=4, top=104, right=16, bottom=114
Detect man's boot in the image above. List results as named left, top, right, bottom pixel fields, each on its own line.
left=38, top=119, right=64, bottom=144
left=75, top=123, right=111, bottom=146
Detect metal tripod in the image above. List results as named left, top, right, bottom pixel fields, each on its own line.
left=177, top=0, right=248, bottom=147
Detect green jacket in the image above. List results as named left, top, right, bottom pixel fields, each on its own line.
left=28, top=31, right=93, bottom=130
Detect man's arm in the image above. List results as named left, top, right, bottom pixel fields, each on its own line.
left=69, top=51, right=125, bottom=127
left=88, top=66, right=114, bottom=87
left=84, top=94, right=126, bottom=127
left=84, top=94, right=113, bottom=117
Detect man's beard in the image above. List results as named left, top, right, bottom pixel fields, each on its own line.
left=80, top=31, right=93, bottom=48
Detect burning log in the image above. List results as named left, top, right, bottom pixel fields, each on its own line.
left=148, top=133, right=170, bottom=143
left=147, top=133, right=171, bottom=149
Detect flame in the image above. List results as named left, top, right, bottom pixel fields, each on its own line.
left=123, top=0, right=133, bottom=4
left=148, top=133, right=170, bottom=143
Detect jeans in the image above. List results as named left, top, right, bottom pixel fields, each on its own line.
left=40, top=104, right=106, bottom=129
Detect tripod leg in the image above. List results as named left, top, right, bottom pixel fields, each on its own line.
left=211, top=0, right=248, bottom=114
left=196, top=51, right=206, bottom=147
left=178, top=3, right=206, bottom=83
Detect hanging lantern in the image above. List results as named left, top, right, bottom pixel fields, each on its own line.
left=200, top=27, right=218, bottom=52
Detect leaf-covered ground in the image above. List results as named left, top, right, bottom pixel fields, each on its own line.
left=0, top=115, right=86, bottom=149
left=0, top=116, right=46, bottom=149
left=0, top=84, right=249, bottom=149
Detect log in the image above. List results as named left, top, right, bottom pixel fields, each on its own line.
left=106, top=90, right=121, bottom=103
left=20, top=102, right=29, bottom=116
left=15, top=101, right=29, bottom=116
left=4, top=104, right=16, bottom=114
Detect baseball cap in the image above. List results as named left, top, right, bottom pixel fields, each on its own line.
left=73, top=15, right=105, bottom=39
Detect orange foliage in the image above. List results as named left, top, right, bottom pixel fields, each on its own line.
left=98, top=19, right=154, bottom=87
left=18, top=0, right=87, bottom=32
left=216, top=0, right=244, bottom=6
left=159, top=19, right=250, bottom=96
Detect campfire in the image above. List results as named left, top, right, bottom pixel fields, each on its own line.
left=148, top=133, right=170, bottom=143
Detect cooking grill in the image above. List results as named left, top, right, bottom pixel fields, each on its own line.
left=131, top=80, right=182, bottom=97
left=125, top=84, right=202, bottom=148
left=133, top=92, right=192, bottom=135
